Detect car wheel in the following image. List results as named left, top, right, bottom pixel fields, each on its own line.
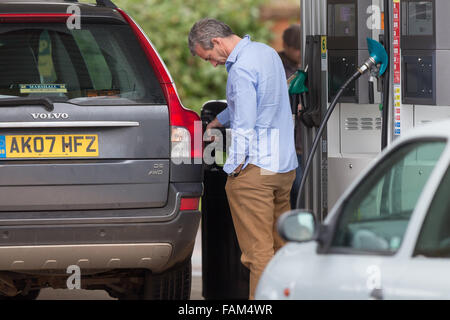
left=142, top=258, right=192, bottom=300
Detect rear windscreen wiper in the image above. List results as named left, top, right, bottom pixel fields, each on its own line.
left=0, top=96, right=68, bottom=112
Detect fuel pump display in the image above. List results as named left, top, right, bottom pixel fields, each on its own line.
left=401, top=0, right=435, bottom=105
left=398, top=0, right=450, bottom=135
left=325, top=0, right=387, bottom=210
left=327, top=0, right=375, bottom=104
left=401, top=0, right=450, bottom=106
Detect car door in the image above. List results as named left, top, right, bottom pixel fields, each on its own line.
left=295, top=139, right=447, bottom=299
left=0, top=19, right=170, bottom=215
left=384, top=160, right=450, bottom=299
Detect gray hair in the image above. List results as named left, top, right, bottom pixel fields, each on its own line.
left=188, top=18, right=234, bottom=56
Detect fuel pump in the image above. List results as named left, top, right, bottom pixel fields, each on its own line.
left=297, top=38, right=388, bottom=208
left=298, top=0, right=450, bottom=220
left=326, top=0, right=388, bottom=209
left=397, top=0, right=450, bottom=136
left=327, top=0, right=378, bottom=104
left=298, top=0, right=390, bottom=217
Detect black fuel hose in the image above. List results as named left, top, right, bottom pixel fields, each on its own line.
left=295, top=69, right=362, bottom=209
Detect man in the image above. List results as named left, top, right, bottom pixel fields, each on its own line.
left=188, top=18, right=297, bottom=300
left=278, top=24, right=301, bottom=79
left=278, top=24, right=304, bottom=208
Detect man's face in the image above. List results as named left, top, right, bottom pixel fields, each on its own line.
left=284, top=45, right=301, bottom=65
left=195, top=39, right=228, bottom=67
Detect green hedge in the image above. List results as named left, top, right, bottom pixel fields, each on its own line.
left=111, top=0, right=272, bottom=114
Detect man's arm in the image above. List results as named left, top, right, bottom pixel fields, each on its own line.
left=206, top=117, right=223, bottom=130
left=205, top=117, right=224, bottom=142
left=216, top=108, right=230, bottom=127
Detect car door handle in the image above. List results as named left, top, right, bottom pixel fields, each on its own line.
left=370, top=288, right=383, bottom=300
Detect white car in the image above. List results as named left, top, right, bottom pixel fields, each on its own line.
left=256, top=119, right=450, bottom=300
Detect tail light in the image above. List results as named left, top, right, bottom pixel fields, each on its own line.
left=180, top=198, right=200, bottom=211
left=117, top=9, right=203, bottom=162
left=171, top=126, right=191, bottom=159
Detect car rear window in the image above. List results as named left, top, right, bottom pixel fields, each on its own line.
left=0, top=23, right=166, bottom=105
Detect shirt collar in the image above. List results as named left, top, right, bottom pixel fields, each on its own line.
left=226, top=35, right=251, bottom=72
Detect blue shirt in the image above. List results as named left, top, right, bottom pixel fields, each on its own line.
left=216, top=35, right=298, bottom=174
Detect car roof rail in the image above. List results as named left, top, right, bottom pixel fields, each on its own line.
left=63, top=0, right=117, bottom=9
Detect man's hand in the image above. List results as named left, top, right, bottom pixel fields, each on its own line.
left=235, top=163, right=244, bottom=173
left=205, top=117, right=223, bottom=142
left=228, top=162, right=244, bottom=177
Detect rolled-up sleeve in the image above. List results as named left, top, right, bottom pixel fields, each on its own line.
left=216, top=108, right=230, bottom=127
left=223, top=66, right=257, bottom=174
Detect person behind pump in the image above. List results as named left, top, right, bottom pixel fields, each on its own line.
left=278, top=24, right=304, bottom=208
left=278, top=24, right=301, bottom=79
left=188, top=18, right=298, bottom=300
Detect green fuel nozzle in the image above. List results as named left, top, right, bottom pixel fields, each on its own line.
left=288, top=69, right=308, bottom=95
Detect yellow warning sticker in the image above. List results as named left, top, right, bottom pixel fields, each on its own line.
left=321, top=36, right=327, bottom=55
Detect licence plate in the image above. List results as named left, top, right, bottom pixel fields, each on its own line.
left=0, top=134, right=99, bottom=158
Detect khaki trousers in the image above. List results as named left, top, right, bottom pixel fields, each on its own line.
left=225, top=164, right=296, bottom=300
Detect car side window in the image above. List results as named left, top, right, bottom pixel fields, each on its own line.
left=331, top=141, right=446, bottom=254
left=414, top=166, right=450, bottom=258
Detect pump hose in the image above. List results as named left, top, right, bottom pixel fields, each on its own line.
left=295, top=69, right=362, bottom=209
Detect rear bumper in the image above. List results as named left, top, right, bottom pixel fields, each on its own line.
left=0, top=182, right=201, bottom=225
left=0, top=243, right=173, bottom=273
left=0, top=182, right=202, bottom=272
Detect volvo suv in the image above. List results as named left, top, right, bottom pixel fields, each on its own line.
left=0, top=0, right=202, bottom=299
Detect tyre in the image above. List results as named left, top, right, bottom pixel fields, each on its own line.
left=142, top=259, right=192, bottom=300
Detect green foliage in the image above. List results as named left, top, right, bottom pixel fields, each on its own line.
left=112, top=0, right=273, bottom=114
